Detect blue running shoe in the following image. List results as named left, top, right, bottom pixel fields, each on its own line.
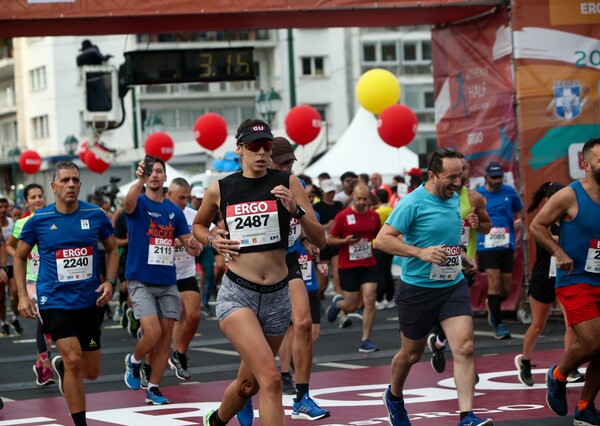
left=458, top=412, right=494, bottom=425
left=574, top=402, right=600, bottom=426
left=382, top=386, right=410, bottom=426
left=326, top=295, right=343, bottom=323
left=124, top=353, right=141, bottom=390
left=236, top=399, right=254, bottom=426
left=291, top=393, right=331, bottom=420
left=546, top=365, right=568, bottom=416
left=359, top=339, right=379, bottom=353
left=145, top=386, right=169, bottom=405
left=494, top=323, right=511, bottom=340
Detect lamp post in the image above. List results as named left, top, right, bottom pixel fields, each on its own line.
left=255, top=88, right=282, bottom=126
left=64, top=135, right=79, bottom=160
left=7, top=146, right=21, bottom=202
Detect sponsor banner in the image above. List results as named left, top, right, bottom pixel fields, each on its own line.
left=513, top=0, right=600, bottom=275
left=432, top=8, right=522, bottom=311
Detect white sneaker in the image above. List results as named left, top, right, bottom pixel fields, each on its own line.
left=375, top=301, right=386, bottom=310
left=385, top=300, right=396, bottom=309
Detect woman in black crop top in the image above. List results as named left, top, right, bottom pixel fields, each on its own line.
left=193, top=119, right=325, bottom=425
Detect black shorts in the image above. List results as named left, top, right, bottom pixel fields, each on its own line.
left=477, top=250, right=514, bottom=273
left=528, top=277, right=556, bottom=304
left=286, top=251, right=303, bottom=281
left=395, top=279, right=472, bottom=340
left=39, top=307, right=102, bottom=351
left=319, top=245, right=339, bottom=262
left=6, top=265, right=14, bottom=279
left=339, top=266, right=377, bottom=292
left=177, top=276, right=200, bottom=293
left=308, top=290, right=321, bottom=324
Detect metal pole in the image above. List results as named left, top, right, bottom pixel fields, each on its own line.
left=287, top=28, right=296, bottom=108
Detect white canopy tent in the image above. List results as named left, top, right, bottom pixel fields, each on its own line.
left=302, top=107, right=419, bottom=181
left=117, top=163, right=192, bottom=197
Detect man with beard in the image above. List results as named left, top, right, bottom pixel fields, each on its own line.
left=375, top=148, right=493, bottom=426
left=123, top=157, right=197, bottom=405
left=476, top=161, right=523, bottom=339
left=530, top=137, right=600, bottom=424
left=427, top=152, right=492, bottom=374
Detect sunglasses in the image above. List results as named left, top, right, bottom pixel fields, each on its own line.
left=242, top=140, right=274, bottom=152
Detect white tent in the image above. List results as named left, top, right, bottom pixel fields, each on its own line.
left=302, top=107, right=419, bottom=180
left=117, top=163, right=192, bottom=197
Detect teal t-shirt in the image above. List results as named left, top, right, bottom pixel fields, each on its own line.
left=385, top=184, right=464, bottom=288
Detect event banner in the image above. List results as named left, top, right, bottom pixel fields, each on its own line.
left=431, top=8, right=523, bottom=312
left=512, top=0, right=600, bottom=272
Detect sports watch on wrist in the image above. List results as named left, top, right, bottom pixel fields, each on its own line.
left=291, top=205, right=306, bottom=220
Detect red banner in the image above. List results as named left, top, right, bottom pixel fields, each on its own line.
left=0, top=0, right=503, bottom=37
left=432, top=8, right=523, bottom=312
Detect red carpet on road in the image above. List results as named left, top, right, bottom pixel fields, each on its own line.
left=0, top=349, right=585, bottom=425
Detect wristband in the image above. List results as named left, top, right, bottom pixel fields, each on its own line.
left=207, top=234, right=216, bottom=248
left=106, top=278, right=117, bottom=288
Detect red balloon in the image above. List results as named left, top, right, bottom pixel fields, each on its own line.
left=84, top=148, right=110, bottom=174
left=78, top=141, right=89, bottom=163
left=285, top=105, right=322, bottom=146
left=194, top=113, right=228, bottom=151
left=19, top=150, right=43, bottom=174
left=377, top=104, right=418, bottom=148
left=145, top=131, right=174, bottom=162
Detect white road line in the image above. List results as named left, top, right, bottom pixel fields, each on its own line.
left=317, top=362, right=367, bottom=369
left=191, top=347, right=240, bottom=357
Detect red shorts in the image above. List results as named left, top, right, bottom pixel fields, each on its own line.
left=556, top=284, right=600, bottom=327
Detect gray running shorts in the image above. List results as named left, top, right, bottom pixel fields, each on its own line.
left=216, top=271, right=291, bottom=336
left=128, top=280, right=181, bottom=320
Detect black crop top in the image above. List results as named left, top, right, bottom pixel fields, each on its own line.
left=219, top=169, right=292, bottom=253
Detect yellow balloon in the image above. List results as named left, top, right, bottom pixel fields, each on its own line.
left=356, top=68, right=401, bottom=115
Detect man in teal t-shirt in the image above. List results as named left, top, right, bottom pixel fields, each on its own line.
left=375, top=148, right=493, bottom=426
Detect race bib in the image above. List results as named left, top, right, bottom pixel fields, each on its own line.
left=298, top=253, right=313, bottom=282
left=226, top=201, right=280, bottom=248
left=549, top=255, right=557, bottom=278
left=584, top=239, right=600, bottom=274
left=288, top=218, right=301, bottom=247
left=349, top=238, right=372, bottom=261
left=173, top=245, right=188, bottom=263
left=148, top=236, right=174, bottom=266
left=430, top=245, right=461, bottom=280
left=484, top=227, right=510, bottom=248
left=461, top=219, right=471, bottom=246
left=55, top=246, right=93, bottom=282
left=28, top=252, right=40, bottom=276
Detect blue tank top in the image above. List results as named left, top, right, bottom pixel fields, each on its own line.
left=556, top=181, right=600, bottom=288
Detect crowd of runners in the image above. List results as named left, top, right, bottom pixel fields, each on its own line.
left=0, top=130, right=598, bottom=426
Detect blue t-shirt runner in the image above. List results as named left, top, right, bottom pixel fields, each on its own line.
left=19, top=201, right=114, bottom=310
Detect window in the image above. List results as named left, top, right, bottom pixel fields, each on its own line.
left=361, top=41, right=400, bottom=75
left=1, top=120, right=17, bottom=143
left=403, top=43, right=417, bottom=61
left=29, top=67, right=47, bottom=91
left=0, top=85, right=15, bottom=108
left=301, top=57, right=325, bottom=76
left=403, top=85, right=435, bottom=123
left=309, top=104, right=328, bottom=123
left=32, top=115, right=49, bottom=139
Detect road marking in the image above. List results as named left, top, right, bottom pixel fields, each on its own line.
left=317, top=362, right=367, bottom=369
left=0, top=417, right=53, bottom=426
left=11, top=339, right=37, bottom=344
left=191, top=347, right=239, bottom=357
